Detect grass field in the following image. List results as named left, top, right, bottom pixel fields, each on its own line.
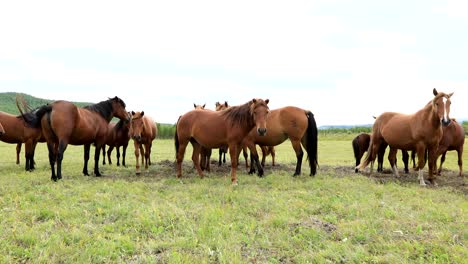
left=0, top=136, right=466, bottom=263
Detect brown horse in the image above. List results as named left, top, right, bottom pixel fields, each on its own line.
left=129, top=111, right=158, bottom=175
left=0, top=111, right=44, bottom=171
left=352, top=132, right=409, bottom=173
left=436, top=119, right=464, bottom=177
left=175, top=98, right=270, bottom=184
left=357, top=88, right=454, bottom=186
left=20, top=97, right=129, bottom=181
left=102, top=119, right=131, bottom=167
left=243, top=106, right=318, bottom=177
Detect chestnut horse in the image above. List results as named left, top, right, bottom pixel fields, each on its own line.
left=129, top=111, right=158, bottom=175
left=352, top=132, right=409, bottom=173
left=102, top=119, right=131, bottom=166
left=243, top=106, right=318, bottom=177
left=357, top=88, right=454, bottom=186
left=20, top=97, right=129, bottom=181
left=175, top=98, right=270, bottom=184
left=0, top=111, right=44, bottom=171
left=436, top=119, right=464, bottom=177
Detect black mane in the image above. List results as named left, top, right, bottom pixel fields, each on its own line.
left=84, top=97, right=125, bottom=122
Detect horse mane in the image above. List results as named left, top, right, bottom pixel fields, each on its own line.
left=85, top=97, right=125, bottom=122
left=221, top=100, right=255, bottom=128
left=114, top=119, right=127, bottom=130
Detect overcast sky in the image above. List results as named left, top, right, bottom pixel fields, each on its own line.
left=0, top=0, right=466, bottom=126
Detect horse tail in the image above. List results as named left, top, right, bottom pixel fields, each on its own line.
left=352, top=136, right=360, bottom=161
left=174, top=116, right=181, bottom=158
left=357, top=135, right=374, bottom=171
left=17, top=100, right=52, bottom=128
left=305, top=110, right=318, bottom=176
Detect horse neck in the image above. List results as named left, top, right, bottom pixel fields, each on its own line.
left=420, top=103, right=442, bottom=130
left=85, top=100, right=113, bottom=122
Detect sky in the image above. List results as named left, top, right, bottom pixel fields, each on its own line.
left=0, top=0, right=467, bottom=126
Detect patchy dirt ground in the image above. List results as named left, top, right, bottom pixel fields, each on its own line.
left=155, top=159, right=467, bottom=195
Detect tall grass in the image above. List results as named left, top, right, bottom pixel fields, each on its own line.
left=0, top=136, right=466, bottom=263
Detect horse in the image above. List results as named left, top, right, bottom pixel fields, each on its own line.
left=0, top=111, right=44, bottom=171
left=101, top=118, right=131, bottom=167
left=175, top=98, right=270, bottom=184
left=243, top=106, right=318, bottom=177
left=352, top=132, right=410, bottom=173
left=260, top=145, right=275, bottom=167
left=436, top=119, right=464, bottom=177
left=19, top=96, right=129, bottom=181
left=357, top=88, right=454, bottom=186
left=129, top=111, right=158, bottom=175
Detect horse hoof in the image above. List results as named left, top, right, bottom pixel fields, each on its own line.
left=136, top=172, right=141, bottom=176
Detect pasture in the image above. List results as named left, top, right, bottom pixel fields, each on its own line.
left=0, top=135, right=466, bottom=263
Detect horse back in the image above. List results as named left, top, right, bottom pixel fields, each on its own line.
left=143, top=115, right=157, bottom=141
left=177, top=110, right=229, bottom=148
left=0, top=111, right=42, bottom=143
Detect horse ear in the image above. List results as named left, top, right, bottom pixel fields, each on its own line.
left=265, top=99, right=269, bottom=104
left=141, top=111, right=145, bottom=116
left=193, top=103, right=197, bottom=109
left=448, top=92, right=454, bottom=98
left=433, top=88, right=438, bottom=96
left=131, top=111, right=135, bottom=115
left=252, top=98, right=257, bottom=103
left=215, top=102, right=220, bottom=107
left=202, top=104, right=206, bottom=109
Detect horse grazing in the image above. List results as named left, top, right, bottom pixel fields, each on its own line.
left=0, top=110, right=44, bottom=171
left=175, top=98, right=270, bottom=184
left=19, top=97, right=129, bottom=181
left=102, top=119, right=131, bottom=166
left=129, top=111, right=158, bottom=175
left=357, top=88, right=454, bottom=186
left=436, top=119, right=465, bottom=177
left=352, top=132, right=409, bottom=173
left=243, top=106, right=318, bottom=177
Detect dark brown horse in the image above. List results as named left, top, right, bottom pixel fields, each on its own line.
left=243, top=106, right=318, bottom=177
left=357, top=88, right=454, bottom=186
left=352, top=132, right=409, bottom=173
left=20, top=97, right=129, bottom=181
left=0, top=111, right=44, bottom=171
left=175, top=98, right=270, bottom=184
left=129, top=111, right=158, bottom=175
left=102, top=119, right=131, bottom=167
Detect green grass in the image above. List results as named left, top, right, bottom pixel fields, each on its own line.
left=0, top=136, right=466, bottom=263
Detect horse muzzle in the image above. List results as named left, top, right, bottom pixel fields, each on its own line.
left=257, top=127, right=267, bottom=136
left=132, top=135, right=142, bottom=142
left=441, top=118, right=451, bottom=127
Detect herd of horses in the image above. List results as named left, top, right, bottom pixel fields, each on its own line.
left=0, top=88, right=463, bottom=186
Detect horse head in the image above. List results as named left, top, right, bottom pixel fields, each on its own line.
left=432, top=88, right=454, bottom=127
left=194, top=103, right=206, bottom=110
left=215, top=101, right=229, bottom=111
left=109, top=96, right=130, bottom=122
left=129, top=111, right=146, bottom=142
left=250, top=98, right=270, bottom=136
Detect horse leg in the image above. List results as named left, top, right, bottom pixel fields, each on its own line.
left=175, top=139, right=188, bottom=179
left=218, top=148, right=222, bottom=166
left=122, top=143, right=128, bottom=167
left=93, top=144, right=102, bottom=176
left=387, top=147, right=400, bottom=177
left=247, top=143, right=263, bottom=176
left=83, top=144, right=91, bottom=176
left=242, top=146, right=249, bottom=169
left=190, top=142, right=204, bottom=178
left=24, top=140, right=32, bottom=171
left=261, top=146, right=267, bottom=167
left=101, top=145, right=106, bottom=165
left=107, top=145, right=114, bottom=165
left=205, top=148, right=211, bottom=172
left=291, top=140, right=304, bottom=176
left=402, top=150, right=409, bottom=174
left=56, top=140, right=67, bottom=180
left=427, top=147, right=438, bottom=186
left=457, top=147, right=463, bottom=177
left=228, top=144, right=240, bottom=184
left=415, top=147, right=427, bottom=186
left=29, top=140, right=39, bottom=171
left=144, top=143, right=150, bottom=170
left=437, top=152, right=446, bottom=176
left=47, top=142, right=57, bottom=181
left=134, top=141, right=141, bottom=175
left=16, top=143, right=22, bottom=165
left=271, top=147, right=276, bottom=166
left=377, top=142, right=387, bottom=173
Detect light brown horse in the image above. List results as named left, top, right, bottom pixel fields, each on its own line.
left=175, top=98, right=270, bottom=184
left=436, top=119, right=464, bottom=177
left=243, top=106, right=318, bottom=177
left=357, top=88, right=454, bottom=186
left=102, top=119, right=131, bottom=167
left=0, top=111, right=44, bottom=171
left=20, top=97, right=129, bottom=181
left=129, top=111, right=158, bottom=175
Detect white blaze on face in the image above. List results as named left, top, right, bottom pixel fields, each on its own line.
left=442, top=97, right=449, bottom=122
